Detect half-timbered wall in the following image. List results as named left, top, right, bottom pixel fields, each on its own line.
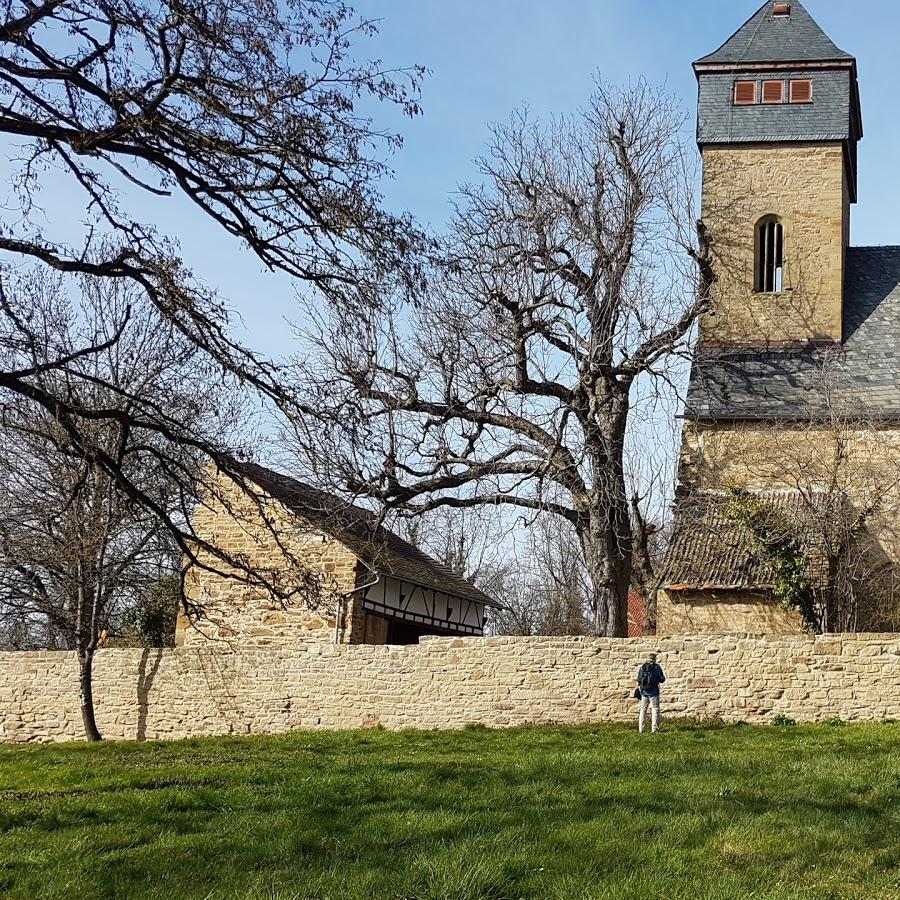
left=361, top=576, right=484, bottom=637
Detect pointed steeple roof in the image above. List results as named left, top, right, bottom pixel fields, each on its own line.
left=695, top=1, right=853, bottom=67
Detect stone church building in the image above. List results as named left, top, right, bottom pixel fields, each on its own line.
left=177, top=461, right=500, bottom=647
left=660, top=1, right=900, bottom=634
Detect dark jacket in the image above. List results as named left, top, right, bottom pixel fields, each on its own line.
left=636, top=663, right=666, bottom=698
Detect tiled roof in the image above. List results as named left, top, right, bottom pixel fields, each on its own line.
left=661, top=490, right=844, bottom=591
left=686, top=247, right=900, bottom=422
left=695, top=1, right=852, bottom=66
left=227, top=460, right=501, bottom=608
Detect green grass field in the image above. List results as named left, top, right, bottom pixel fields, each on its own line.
left=0, top=722, right=898, bottom=899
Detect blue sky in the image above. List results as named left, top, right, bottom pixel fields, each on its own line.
left=357, top=0, right=897, bottom=240
left=9, top=1, right=898, bottom=361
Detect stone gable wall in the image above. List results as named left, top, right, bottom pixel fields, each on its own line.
left=179, top=470, right=364, bottom=647
left=2, top=634, right=899, bottom=743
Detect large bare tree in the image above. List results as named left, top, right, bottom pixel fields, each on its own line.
left=0, top=0, right=425, bottom=563
left=291, top=81, right=714, bottom=636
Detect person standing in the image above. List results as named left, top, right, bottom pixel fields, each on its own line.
left=636, top=653, right=666, bottom=733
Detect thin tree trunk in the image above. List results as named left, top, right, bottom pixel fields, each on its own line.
left=78, top=647, right=102, bottom=742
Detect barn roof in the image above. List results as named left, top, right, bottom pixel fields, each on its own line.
left=686, top=247, right=900, bottom=422
left=227, top=460, right=501, bottom=609
left=661, top=489, right=848, bottom=591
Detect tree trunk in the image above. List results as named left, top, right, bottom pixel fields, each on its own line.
left=581, top=399, right=633, bottom=638
left=78, top=648, right=102, bottom=742
left=629, top=495, right=659, bottom=634
left=588, top=560, right=631, bottom=637
left=582, top=512, right=632, bottom=638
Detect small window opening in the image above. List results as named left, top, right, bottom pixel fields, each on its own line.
left=773, top=2, right=791, bottom=16
left=734, top=81, right=757, bottom=105
left=790, top=79, right=813, bottom=103
left=756, top=217, right=784, bottom=293
left=762, top=80, right=785, bottom=104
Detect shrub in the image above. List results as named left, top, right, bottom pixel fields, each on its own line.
left=120, top=575, right=181, bottom=648
left=771, top=714, right=798, bottom=727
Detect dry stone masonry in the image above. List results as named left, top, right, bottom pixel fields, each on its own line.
left=2, top=634, right=899, bottom=743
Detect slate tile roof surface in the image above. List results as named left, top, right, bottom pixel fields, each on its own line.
left=686, top=247, right=900, bottom=421
left=695, top=0, right=852, bottom=66
left=229, top=460, right=501, bottom=608
left=661, top=490, right=843, bottom=591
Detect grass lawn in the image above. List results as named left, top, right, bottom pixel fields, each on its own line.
left=0, top=722, right=899, bottom=899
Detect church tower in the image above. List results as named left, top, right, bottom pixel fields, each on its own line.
left=656, top=2, right=900, bottom=637
left=694, top=0, right=862, bottom=346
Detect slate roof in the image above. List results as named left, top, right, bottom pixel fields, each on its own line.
left=227, top=460, right=501, bottom=608
left=662, top=490, right=843, bottom=591
left=695, top=1, right=853, bottom=67
left=686, top=247, right=900, bottom=421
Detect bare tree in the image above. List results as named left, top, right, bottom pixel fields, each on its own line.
left=0, top=0, right=426, bottom=568
left=0, top=272, right=240, bottom=739
left=291, top=81, right=714, bottom=636
left=486, top=515, right=591, bottom=637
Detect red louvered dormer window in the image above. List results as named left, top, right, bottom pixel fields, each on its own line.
left=790, top=79, right=813, bottom=104
left=734, top=81, right=757, bottom=105
left=762, top=80, right=785, bottom=104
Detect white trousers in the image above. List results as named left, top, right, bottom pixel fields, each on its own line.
left=639, top=695, right=660, bottom=733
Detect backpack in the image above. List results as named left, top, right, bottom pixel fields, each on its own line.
left=638, top=662, right=658, bottom=692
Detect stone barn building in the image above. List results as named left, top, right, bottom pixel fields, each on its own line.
left=177, top=461, right=500, bottom=647
left=660, top=1, right=900, bottom=634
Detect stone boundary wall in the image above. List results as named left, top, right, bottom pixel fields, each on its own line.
left=2, top=634, right=899, bottom=743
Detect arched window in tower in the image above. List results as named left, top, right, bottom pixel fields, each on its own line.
left=755, top=216, right=784, bottom=293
